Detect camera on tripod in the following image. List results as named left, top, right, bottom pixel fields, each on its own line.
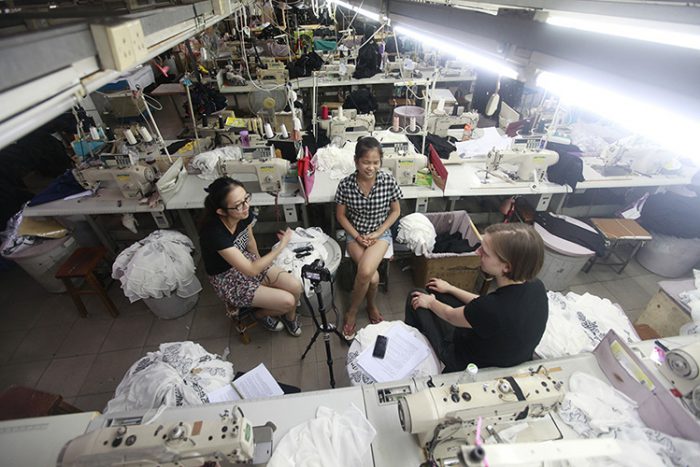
left=301, top=259, right=332, bottom=284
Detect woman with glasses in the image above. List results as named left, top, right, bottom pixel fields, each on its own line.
left=199, top=177, right=302, bottom=336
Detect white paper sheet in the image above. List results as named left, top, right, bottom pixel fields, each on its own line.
left=232, top=363, right=284, bottom=400
left=455, top=127, right=511, bottom=159
left=356, top=324, right=431, bottom=382
left=206, top=383, right=241, bottom=403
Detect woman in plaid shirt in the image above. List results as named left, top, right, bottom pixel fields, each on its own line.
left=335, top=137, right=402, bottom=339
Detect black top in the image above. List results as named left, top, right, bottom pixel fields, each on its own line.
left=199, top=214, right=255, bottom=276
left=453, top=279, right=548, bottom=368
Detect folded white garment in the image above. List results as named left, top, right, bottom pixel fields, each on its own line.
left=192, top=146, right=242, bottom=180
left=268, top=405, right=376, bottom=467
left=396, top=213, right=436, bottom=255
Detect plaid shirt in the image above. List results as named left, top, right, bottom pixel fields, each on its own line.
left=335, top=171, right=403, bottom=235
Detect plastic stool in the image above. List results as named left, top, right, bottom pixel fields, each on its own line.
left=55, top=247, right=118, bottom=318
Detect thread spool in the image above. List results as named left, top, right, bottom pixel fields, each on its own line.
left=138, top=126, right=153, bottom=143
left=89, top=127, right=100, bottom=140
left=436, top=99, right=445, bottom=113
left=124, top=129, right=137, bottom=145
left=409, top=117, right=417, bottom=133
left=292, top=117, right=302, bottom=141
left=391, top=116, right=400, bottom=133
left=280, top=124, right=289, bottom=139
left=240, top=130, right=250, bottom=147
left=321, top=105, right=329, bottom=120
left=337, top=107, right=344, bottom=120
left=264, top=123, right=274, bottom=139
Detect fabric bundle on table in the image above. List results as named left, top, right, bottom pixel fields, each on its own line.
left=191, top=146, right=241, bottom=180
left=536, top=291, right=640, bottom=359
left=314, top=145, right=356, bottom=179
left=396, top=213, right=437, bottom=255
left=105, top=341, right=234, bottom=414
left=558, top=371, right=700, bottom=466
left=112, top=230, right=201, bottom=303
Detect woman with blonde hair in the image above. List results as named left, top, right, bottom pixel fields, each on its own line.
left=406, top=223, right=547, bottom=371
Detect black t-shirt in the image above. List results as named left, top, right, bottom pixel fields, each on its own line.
left=453, top=279, right=548, bottom=368
left=199, top=214, right=255, bottom=276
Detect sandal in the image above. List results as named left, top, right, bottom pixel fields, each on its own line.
left=342, top=322, right=357, bottom=341
left=368, top=314, right=384, bottom=325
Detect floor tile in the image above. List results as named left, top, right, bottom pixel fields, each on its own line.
left=316, top=359, right=351, bottom=390
left=631, top=274, right=663, bottom=295
left=197, top=284, right=222, bottom=307
left=266, top=331, right=319, bottom=367
left=188, top=304, right=232, bottom=340
left=1, top=301, right=43, bottom=331
left=12, top=324, right=72, bottom=362
left=269, top=361, right=320, bottom=392
left=146, top=312, right=194, bottom=346
left=35, top=354, right=96, bottom=398
left=601, top=277, right=653, bottom=311
left=100, top=314, right=154, bottom=352
left=56, top=319, right=113, bottom=358
left=625, top=308, right=646, bottom=324
left=0, top=360, right=51, bottom=392
left=0, top=330, right=27, bottom=365
left=34, top=294, right=80, bottom=327
left=312, top=329, right=351, bottom=363
left=79, top=348, right=143, bottom=395
left=72, top=392, right=114, bottom=413
left=228, top=335, right=273, bottom=373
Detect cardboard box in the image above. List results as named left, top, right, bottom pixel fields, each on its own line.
left=410, top=211, right=483, bottom=293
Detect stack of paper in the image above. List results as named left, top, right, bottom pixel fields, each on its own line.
left=206, top=363, right=284, bottom=403
left=356, top=325, right=431, bottom=382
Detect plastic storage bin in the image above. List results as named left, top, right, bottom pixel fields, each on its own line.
left=3, top=236, right=78, bottom=293
left=534, top=217, right=595, bottom=291
left=636, top=232, right=700, bottom=278
left=410, top=211, right=483, bottom=293
left=143, top=276, right=202, bottom=319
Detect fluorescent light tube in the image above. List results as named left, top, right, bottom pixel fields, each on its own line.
left=393, top=25, right=518, bottom=79
left=537, top=70, right=700, bottom=158
left=546, top=14, right=700, bottom=51
left=328, top=0, right=387, bottom=23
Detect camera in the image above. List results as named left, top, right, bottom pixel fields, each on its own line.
left=301, top=259, right=332, bottom=284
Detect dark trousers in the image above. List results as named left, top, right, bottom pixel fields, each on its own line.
left=404, top=290, right=466, bottom=373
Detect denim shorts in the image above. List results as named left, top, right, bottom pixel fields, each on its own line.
left=346, top=229, right=392, bottom=246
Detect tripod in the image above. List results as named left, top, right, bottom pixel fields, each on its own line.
left=300, top=279, right=349, bottom=388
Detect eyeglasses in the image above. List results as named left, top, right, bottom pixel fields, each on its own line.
left=226, top=194, right=252, bottom=212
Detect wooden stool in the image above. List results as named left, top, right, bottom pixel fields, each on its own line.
left=227, top=303, right=257, bottom=345
left=583, top=218, right=652, bottom=274
left=55, top=247, right=119, bottom=318
left=0, top=386, right=81, bottom=421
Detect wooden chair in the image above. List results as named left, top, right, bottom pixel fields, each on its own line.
left=0, top=386, right=80, bottom=421
left=226, top=303, right=257, bottom=345
left=55, top=246, right=118, bottom=318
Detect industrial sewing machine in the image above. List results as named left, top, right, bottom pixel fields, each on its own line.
left=485, top=146, right=559, bottom=185
left=426, top=111, right=480, bottom=138
left=598, top=135, right=677, bottom=176
left=660, top=340, right=700, bottom=417
left=56, top=405, right=272, bottom=466
left=318, top=108, right=376, bottom=142
left=218, top=145, right=290, bottom=193
left=320, top=62, right=355, bottom=80
left=73, top=155, right=156, bottom=199
left=398, top=372, right=564, bottom=463
left=257, top=59, right=288, bottom=84
left=377, top=132, right=428, bottom=185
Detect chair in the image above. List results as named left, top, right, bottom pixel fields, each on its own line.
left=343, top=240, right=394, bottom=292
left=226, top=303, right=257, bottom=345
left=0, top=386, right=80, bottom=421
left=55, top=246, right=118, bottom=318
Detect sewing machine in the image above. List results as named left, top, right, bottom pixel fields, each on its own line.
left=376, top=132, right=428, bottom=185
left=660, top=341, right=700, bottom=417
left=426, top=111, right=479, bottom=138
left=73, top=159, right=156, bottom=199
left=218, top=152, right=290, bottom=193
left=485, top=147, right=559, bottom=184
left=398, top=372, right=564, bottom=461
left=57, top=405, right=271, bottom=466
left=320, top=62, right=355, bottom=80
left=257, top=61, right=288, bottom=84
left=599, top=136, right=677, bottom=176
left=318, top=108, right=376, bottom=142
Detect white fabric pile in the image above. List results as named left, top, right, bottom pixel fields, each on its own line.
left=558, top=372, right=700, bottom=466
left=268, top=405, right=376, bottom=467
left=273, top=227, right=331, bottom=296
left=191, top=145, right=242, bottom=180
left=679, top=269, right=700, bottom=335
left=536, top=291, right=640, bottom=359
left=314, top=145, right=356, bottom=179
left=396, top=213, right=437, bottom=255
left=105, top=341, right=234, bottom=414
left=112, top=230, right=201, bottom=303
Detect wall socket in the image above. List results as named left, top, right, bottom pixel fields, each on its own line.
left=283, top=205, right=298, bottom=223
left=536, top=193, right=553, bottom=211
left=415, top=197, right=429, bottom=213
left=90, top=20, right=147, bottom=71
